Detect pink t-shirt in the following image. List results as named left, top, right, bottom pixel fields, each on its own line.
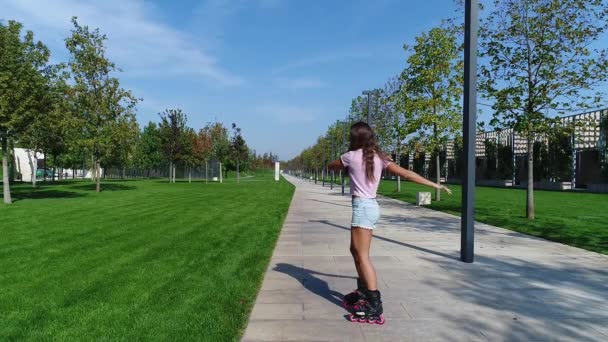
left=341, top=149, right=392, bottom=199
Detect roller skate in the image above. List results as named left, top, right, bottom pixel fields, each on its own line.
left=348, top=290, right=385, bottom=325
left=342, top=278, right=367, bottom=311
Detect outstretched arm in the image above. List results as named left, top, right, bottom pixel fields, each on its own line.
left=386, top=163, right=451, bottom=195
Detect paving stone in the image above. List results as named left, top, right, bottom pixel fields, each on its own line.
left=241, top=175, right=608, bottom=341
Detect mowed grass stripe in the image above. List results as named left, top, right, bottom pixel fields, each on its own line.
left=378, top=180, right=608, bottom=254
left=1, top=173, right=294, bottom=341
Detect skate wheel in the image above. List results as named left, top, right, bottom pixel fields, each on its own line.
left=376, top=315, right=386, bottom=325
left=348, top=314, right=357, bottom=322
left=358, top=317, right=367, bottom=323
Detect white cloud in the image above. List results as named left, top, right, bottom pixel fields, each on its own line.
left=1, top=0, right=243, bottom=86
left=256, top=104, right=319, bottom=124
left=275, top=77, right=324, bottom=89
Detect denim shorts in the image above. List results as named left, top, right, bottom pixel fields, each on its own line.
left=351, top=198, right=380, bottom=230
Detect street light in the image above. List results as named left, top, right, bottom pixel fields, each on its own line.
left=461, top=0, right=478, bottom=263
left=362, top=90, right=379, bottom=125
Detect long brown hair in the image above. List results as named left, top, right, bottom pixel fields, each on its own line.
left=348, top=122, right=389, bottom=181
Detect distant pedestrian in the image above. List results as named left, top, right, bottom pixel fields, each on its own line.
left=328, top=122, right=451, bottom=324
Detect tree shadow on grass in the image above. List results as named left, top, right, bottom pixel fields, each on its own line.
left=273, top=263, right=353, bottom=308
left=68, top=183, right=137, bottom=191
left=10, top=189, right=87, bottom=202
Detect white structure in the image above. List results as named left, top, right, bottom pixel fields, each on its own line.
left=13, top=148, right=95, bottom=182
left=13, top=148, right=43, bottom=182
left=416, top=192, right=432, bottom=206
left=275, top=162, right=280, bottom=181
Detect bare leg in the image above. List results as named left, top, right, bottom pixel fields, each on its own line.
left=350, top=227, right=377, bottom=291
left=350, top=230, right=364, bottom=285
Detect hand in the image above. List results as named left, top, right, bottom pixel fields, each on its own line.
left=438, top=185, right=452, bottom=195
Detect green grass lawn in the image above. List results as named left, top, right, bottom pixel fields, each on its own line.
left=378, top=180, right=608, bottom=254
left=0, top=171, right=294, bottom=341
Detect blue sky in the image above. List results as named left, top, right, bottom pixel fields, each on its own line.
left=2, top=0, right=460, bottom=160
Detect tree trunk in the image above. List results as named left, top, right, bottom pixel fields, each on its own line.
left=527, top=138, right=535, bottom=219
left=188, top=167, right=191, bottom=184
left=96, top=160, right=101, bottom=193
left=433, top=122, right=440, bottom=201
left=44, top=155, right=47, bottom=182
left=2, top=137, right=12, bottom=204
left=237, top=159, right=240, bottom=184
left=169, top=161, right=173, bottom=183
left=435, top=151, right=441, bottom=201
left=52, top=155, right=57, bottom=182
left=173, top=165, right=176, bottom=183
left=205, top=160, right=208, bottom=184
left=219, top=162, right=223, bottom=183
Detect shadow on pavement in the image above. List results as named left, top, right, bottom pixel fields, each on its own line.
left=311, top=219, right=457, bottom=260
left=273, top=263, right=355, bottom=308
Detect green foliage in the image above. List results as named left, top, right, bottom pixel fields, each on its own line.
left=547, top=127, right=573, bottom=182
left=402, top=25, right=463, bottom=154
left=533, top=141, right=549, bottom=181
left=229, top=123, right=249, bottom=170
left=206, top=121, right=230, bottom=165
left=0, top=20, right=50, bottom=202
left=497, top=143, right=514, bottom=180
left=65, top=17, right=138, bottom=190
left=134, top=122, right=163, bottom=172
left=484, top=139, right=498, bottom=179
left=158, top=108, right=188, bottom=165
left=480, top=0, right=608, bottom=135
left=451, top=137, right=464, bottom=179
left=0, top=20, right=50, bottom=138
left=479, top=0, right=608, bottom=218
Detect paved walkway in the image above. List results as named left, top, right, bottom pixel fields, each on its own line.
left=242, top=175, right=608, bottom=341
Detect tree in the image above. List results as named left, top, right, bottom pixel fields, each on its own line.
left=383, top=76, right=420, bottom=192
left=349, top=96, right=368, bottom=122
left=196, top=126, right=214, bottom=182
left=230, top=123, right=248, bottom=183
left=103, top=113, right=139, bottom=178
left=181, top=127, right=197, bottom=183
left=208, top=121, right=230, bottom=180
left=0, top=20, right=50, bottom=203
left=135, top=122, right=162, bottom=177
left=66, top=17, right=138, bottom=192
left=22, top=66, right=77, bottom=183
left=158, top=108, right=188, bottom=183
left=402, top=26, right=463, bottom=201
left=479, top=0, right=608, bottom=219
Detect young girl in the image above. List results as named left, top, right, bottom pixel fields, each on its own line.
left=328, top=122, right=451, bottom=324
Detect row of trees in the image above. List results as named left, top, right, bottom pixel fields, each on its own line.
left=288, top=0, right=608, bottom=219
left=137, top=110, right=264, bottom=184
left=0, top=18, right=274, bottom=204
left=0, top=17, right=139, bottom=203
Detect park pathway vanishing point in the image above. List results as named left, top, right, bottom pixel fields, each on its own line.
left=242, top=174, right=608, bottom=341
